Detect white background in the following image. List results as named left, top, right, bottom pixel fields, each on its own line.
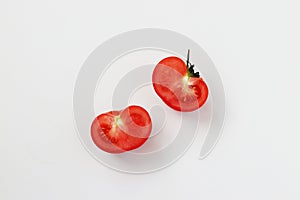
left=1, top=0, right=300, bottom=199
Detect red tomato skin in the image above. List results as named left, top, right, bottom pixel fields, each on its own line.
left=152, top=56, right=209, bottom=112
left=91, top=106, right=152, bottom=154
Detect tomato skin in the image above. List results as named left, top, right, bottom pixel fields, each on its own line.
left=152, top=56, right=209, bottom=112
left=91, top=106, right=152, bottom=154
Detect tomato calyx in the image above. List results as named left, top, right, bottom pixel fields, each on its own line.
left=186, top=49, right=200, bottom=78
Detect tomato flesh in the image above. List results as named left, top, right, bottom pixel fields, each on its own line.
left=91, top=106, right=152, bottom=153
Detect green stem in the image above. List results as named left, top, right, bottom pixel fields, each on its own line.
left=186, top=49, right=200, bottom=78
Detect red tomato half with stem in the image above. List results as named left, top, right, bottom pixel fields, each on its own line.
left=152, top=50, right=208, bottom=112
left=91, top=105, right=152, bottom=153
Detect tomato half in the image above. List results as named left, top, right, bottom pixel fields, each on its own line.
left=152, top=54, right=208, bottom=112
left=91, top=105, right=152, bottom=153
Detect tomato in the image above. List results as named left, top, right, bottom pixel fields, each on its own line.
left=152, top=50, right=208, bottom=112
left=91, top=105, right=152, bottom=153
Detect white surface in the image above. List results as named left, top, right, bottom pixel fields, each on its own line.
left=1, top=0, right=300, bottom=199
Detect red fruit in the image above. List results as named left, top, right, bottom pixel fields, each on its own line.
left=152, top=50, right=208, bottom=112
left=91, top=105, right=152, bottom=153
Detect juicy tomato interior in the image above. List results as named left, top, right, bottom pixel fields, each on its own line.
left=91, top=106, right=152, bottom=153
left=152, top=56, right=208, bottom=112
